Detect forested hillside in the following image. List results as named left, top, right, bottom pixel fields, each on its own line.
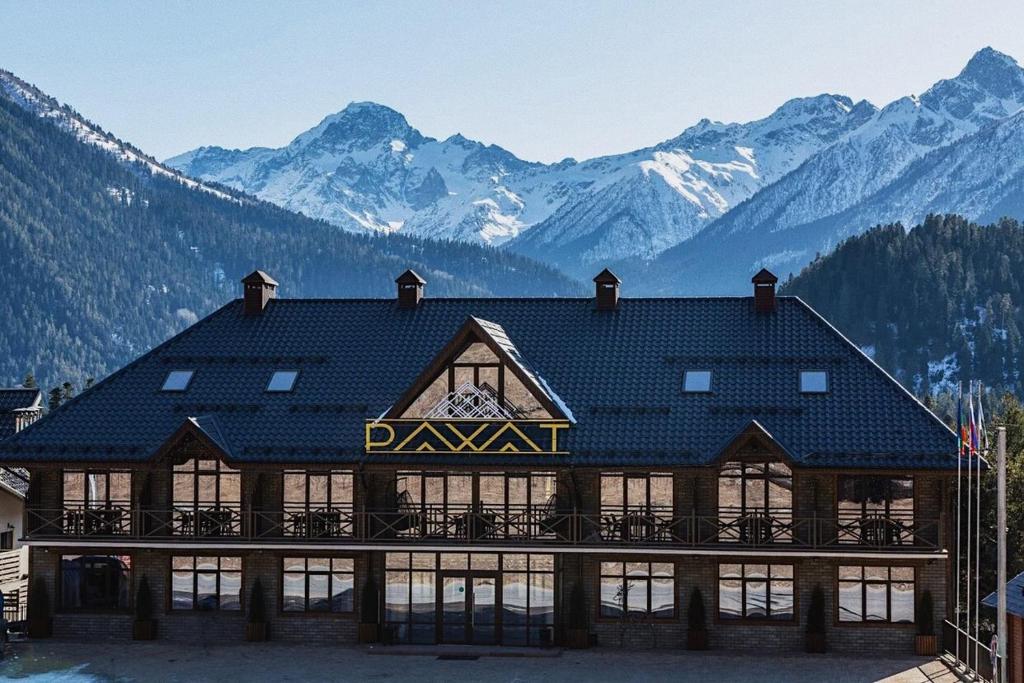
left=0, top=92, right=582, bottom=391
left=782, top=214, right=1024, bottom=396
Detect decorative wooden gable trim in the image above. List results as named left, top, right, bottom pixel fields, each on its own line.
left=150, top=417, right=234, bottom=465
left=712, top=419, right=794, bottom=465
left=383, top=316, right=568, bottom=421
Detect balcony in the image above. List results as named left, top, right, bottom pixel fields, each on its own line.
left=26, top=504, right=943, bottom=553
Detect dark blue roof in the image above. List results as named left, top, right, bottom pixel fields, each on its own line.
left=0, top=388, right=41, bottom=413
left=983, top=571, right=1024, bottom=619
left=0, top=295, right=957, bottom=468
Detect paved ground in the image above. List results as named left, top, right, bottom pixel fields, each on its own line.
left=0, top=640, right=960, bottom=682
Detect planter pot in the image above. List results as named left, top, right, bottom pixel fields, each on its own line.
left=566, top=628, right=589, bottom=649
left=27, top=618, right=52, bottom=639
left=915, top=634, right=937, bottom=656
left=245, top=622, right=268, bottom=642
left=805, top=632, right=827, bottom=653
left=132, top=619, right=157, bottom=640
left=358, top=623, right=379, bottom=644
left=686, top=630, right=708, bottom=651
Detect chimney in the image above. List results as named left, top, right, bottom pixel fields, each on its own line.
left=752, top=268, right=778, bottom=313
left=396, top=269, right=426, bottom=309
left=242, top=270, right=278, bottom=316
left=593, top=268, right=621, bottom=311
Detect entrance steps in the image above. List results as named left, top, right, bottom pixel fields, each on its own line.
left=364, top=643, right=562, bottom=658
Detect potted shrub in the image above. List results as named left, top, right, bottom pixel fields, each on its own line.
left=915, top=590, right=937, bottom=656
left=245, top=578, right=268, bottom=642
left=805, top=584, right=826, bottom=653
left=132, top=575, right=157, bottom=640
left=686, top=588, right=708, bottom=650
left=27, top=576, right=52, bottom=638
left=358, top=577, right=380, bottom=644
left=566, top=581, right=589, bottom=649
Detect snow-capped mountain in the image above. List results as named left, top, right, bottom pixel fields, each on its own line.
left=638, top=47, right=1024, bottom=294
left=166, top=93, right=872, bottom=270
left=507, top=94, right=874, bottom=272
left=0, top=69, right=236, bottom=201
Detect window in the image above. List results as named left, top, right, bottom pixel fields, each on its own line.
left=838, top=565, right=914, bottom=623
left=717, top=461, right=792, bottom=542
left=172, top=458, right=241, bottom=536
left=0, top=531, right=12, bottom=550
left=61, top=555, right=131, bottom=610
left=600, top=473, right=673, bottom=513
left=837, top=476, right=914, bottom=544
left=171, top=556, right=241, bottom=611
left=62, top=470, right=132, bottom=534
left=799, top=370, right=828, bottom=393
left=267, top=370, right=299, bottom=392
left=282, top=557, right=354, bottom=613
left=600, top=561, right=675, bottom=619
left=283, top=470, right=354, bottom=537
left=683, top=370, right=712, bottom=393
left=401, top=341, right=549, bottom=420
left=161, top=370, right=194, bottom=392
left=718, top=563, right=794, bottom=620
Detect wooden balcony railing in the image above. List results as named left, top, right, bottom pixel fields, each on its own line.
left=24, top=505, right=944, bottom=552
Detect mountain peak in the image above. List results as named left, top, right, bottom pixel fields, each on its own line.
left=945, top=47, right=1024, bottom=101
left=290, top=101, right=425, bottom=149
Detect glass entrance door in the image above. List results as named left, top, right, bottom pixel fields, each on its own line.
left=441, top=574, right=468, bottom=643
left=440, top=572, right=499, bottom=644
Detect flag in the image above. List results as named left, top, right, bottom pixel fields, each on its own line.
left=957, top=382, right=965, bottom=458
left=968, top=388, right=978, bottom=456
left=976, top=384, right=987, bottom=451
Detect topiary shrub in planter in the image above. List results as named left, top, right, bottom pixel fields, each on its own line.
left=805, top=584, right=826, bottom=653
left=914, top=590, right=936, bottom=656
left=27, top=576, right=52, bottom=639
left=245, top=578, right=268, bottom=642
left=358, top=577, right=380, bottom=644
left=566, top=581, right=589, bottom=649
left=132, top=575, right=157, bottom=640
left=686, top=588, right=708, bottom=650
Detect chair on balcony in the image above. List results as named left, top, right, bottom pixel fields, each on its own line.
left=537, top=494, right=571, bottom=540
left=84, top=507, right=123, bottom=535
left=738, top=512, right=774, bottom=544
left=454, top=504, right=497, bottom=540
left=859, top=515, right=904, bottom=546
left=620, top=511, right=659, bottom=542
left=197, top=508, right=235, bottom=536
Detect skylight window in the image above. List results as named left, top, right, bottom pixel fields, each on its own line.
left=267, top=370, right=299, bottom=393
left=800, top=370, right=829, bottom=393
left=161, top=370, right=194, bottom=392
left=683, top=370, right=712, bottom=393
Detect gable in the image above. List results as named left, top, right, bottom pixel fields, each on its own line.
left=385, top=316, right=569, bottom=422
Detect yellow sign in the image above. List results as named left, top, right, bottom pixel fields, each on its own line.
left=365, top=420, right=570, bottom=455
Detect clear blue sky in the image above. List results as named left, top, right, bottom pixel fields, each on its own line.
left=2, top=1, right=1023, bottom=163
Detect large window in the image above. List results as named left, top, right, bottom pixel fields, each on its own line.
left=401, top=342, right=548, bottom=419
left=383, top=552, right=555, bottom=646
left=599, top=561, right=675, bottom=619
left=718, top=461, right=792, bottom=542
left=62, top=470, right=132, bottom=534
left=837, top=565, right=914, bottom=623
left=837, top=476, right=914, bottom=545
left=395, top=472, right=557, bottom=539
left=171, top=556, right=242, bottom=611
left=718, top=563, right=794, bottom=621
left=283, top=470, right=354, bottom=537
left=172, top=459, right=241, bottom=536
left=60, top=555, right=131, bottom=610
left=282, top=557, right=354, bottom=613
left=600, top=473, right=672, bottom=541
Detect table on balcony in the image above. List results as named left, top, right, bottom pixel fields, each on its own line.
left=859, top=515, right=905, bottom=546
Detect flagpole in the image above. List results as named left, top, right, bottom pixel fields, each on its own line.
left=955, top=381, right=963, bottom=669
left=997, top=426, right=1007, bottom=683
left=965, top=380, right=973, bottom=677
left=973, top=382, right=981, bottom=677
